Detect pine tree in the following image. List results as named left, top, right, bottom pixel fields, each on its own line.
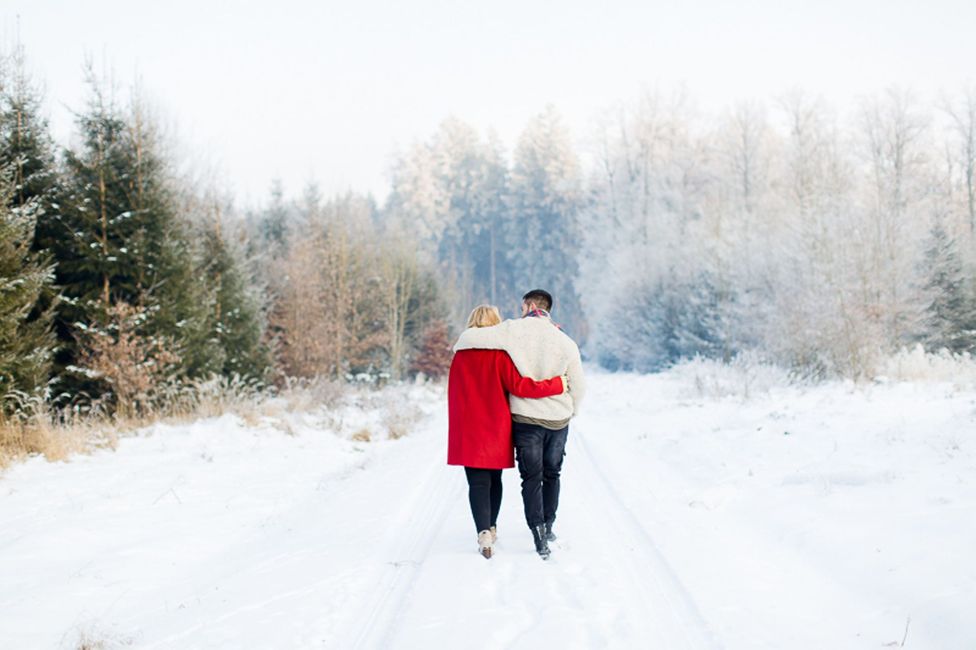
left=51, top=69, right=218, bottom=402
left=430, top=121, right=511, bottom=306
left=197, top=200, right=271, bottom=380
left=0, top=44, right=60, bottom=218
left=919, top=222, right=976, bottom=353
left=0, top=45, right=60, bottom=409
left=258, top=178, right=290, bottom=259
left=0, top=165, right=56, bottom=411
left=385, top=120, right=512, bottom=324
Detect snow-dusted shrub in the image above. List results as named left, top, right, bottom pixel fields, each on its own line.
left=382, top=396, right=424, bottom=440
left=598, top=272, right=732, bottom=372
left=879, top=344, right=976, bottom=386
left=278, top=375, right=345, bottom=413
left=671, top=352, right=794, bottom=400
left=74, top=303, right=182, bottom=420
left=341, top=383, right=426, bottom=441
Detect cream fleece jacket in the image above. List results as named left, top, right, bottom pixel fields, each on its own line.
left=453, top=317, right=586, bottom=421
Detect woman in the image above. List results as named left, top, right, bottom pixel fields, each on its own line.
left=447, top=305, right=566, bottom=559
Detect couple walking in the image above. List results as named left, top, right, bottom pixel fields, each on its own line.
left=447, top=289, right=586, bottom=560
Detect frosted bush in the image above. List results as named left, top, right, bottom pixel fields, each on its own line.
left=670, top=352, right=795, bottom=400
left=278, top=376, right=345, bottom=413
left=879, top=345, right=976, bottom=386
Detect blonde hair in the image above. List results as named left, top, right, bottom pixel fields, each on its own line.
left=467, top=304, right=502, bottom=329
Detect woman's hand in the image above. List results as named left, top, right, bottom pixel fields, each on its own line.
left=561, top=374, right=570, bottom=394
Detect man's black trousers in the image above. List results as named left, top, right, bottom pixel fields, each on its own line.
left=512, top=421, right=569, bottom=529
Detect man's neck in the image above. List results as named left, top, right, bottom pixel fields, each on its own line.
left=523, top=308, right=551, bottom=320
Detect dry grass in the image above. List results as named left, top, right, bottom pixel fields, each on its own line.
left=0, top=373, right=435, bottom=470
left=72, top=624, right=133, bottom=650
left=0, top=398, right=115, bottom=469
left=0, top=374, right=359, bottom=470
left=350, top=428, right=372, bottom=443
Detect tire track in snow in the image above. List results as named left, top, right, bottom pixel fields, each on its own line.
left=346, top=457, right=457, bottom=650
left=571, top=428, right=724, bottom=650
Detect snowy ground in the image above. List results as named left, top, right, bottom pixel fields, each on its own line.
left=1, top=368, right=974, bottom=649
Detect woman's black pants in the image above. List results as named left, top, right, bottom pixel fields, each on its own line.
left=464, top=467, right=503, bottom=534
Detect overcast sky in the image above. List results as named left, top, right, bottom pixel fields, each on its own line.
left=3, top=0, right=974, bottom=205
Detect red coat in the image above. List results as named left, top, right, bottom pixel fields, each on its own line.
left=447, top=349, right=564, bottom=469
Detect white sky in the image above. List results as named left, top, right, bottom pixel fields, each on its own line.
left=3, top=0, right=975, bottom=205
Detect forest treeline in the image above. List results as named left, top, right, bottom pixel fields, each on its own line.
left=384, top=91, right=976, bottom=379
left=0, top=46, right=454, bottom=435
left=3, top=42, right=976, bottom=437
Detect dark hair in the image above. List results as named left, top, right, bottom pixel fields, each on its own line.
left=522, top=289, right=553, bottom=312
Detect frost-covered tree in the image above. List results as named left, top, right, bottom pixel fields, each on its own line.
left=579, top=88, right=953, bottom=377
left=437, top=128, right=510, bottom=307
left=942, top=87, right=976, bottom=237
left=761, top=94, right=878, bottom=377
left=858, top=89, right=932, bottom=346
left=582, top=91, right=717, bottom=363
left=386, top=118, right=511, bottom=322
left=508, top=106, right=585, bottom=335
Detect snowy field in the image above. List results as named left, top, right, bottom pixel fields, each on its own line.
left=1, top=367, right=974, bottom=649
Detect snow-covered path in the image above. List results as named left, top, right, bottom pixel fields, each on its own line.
left=2, top=371, right=975, bottom=649
left=332, top=426, right=720, bottom=650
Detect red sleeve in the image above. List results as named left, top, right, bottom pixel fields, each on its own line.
left=497, top=352, right=564, bottom=398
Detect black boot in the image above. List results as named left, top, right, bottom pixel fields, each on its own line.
left=545, top=521, right=557, bottom=542
left=531, top=524, right=551, bottom=560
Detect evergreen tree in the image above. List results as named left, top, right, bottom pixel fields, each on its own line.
left=508, top=106, right=586, bottom=336
left=385, top=119, right=512, bottom=321
left=919, top=222, right=976, bottom=353
left=257, top=178, right=290, bottom=259
left=197, top=201, right=271, bottom=380
left=602, top=272, right=729, bottom=372
left=0, top=165, right=56, bottom=411
left=0, top=44, right=60, bottom=217
left=51, top=71, right=218, bottom=402
left=0, top=45, right=62, bottom=405
left=444, top=131, right=510, bottom=306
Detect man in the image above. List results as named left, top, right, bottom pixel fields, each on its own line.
left=453, top=289, right=586, bottom=559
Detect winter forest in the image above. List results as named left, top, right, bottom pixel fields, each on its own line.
left=2, top=39, right=976, bottom=452
left=4, top=2, right=976, bottom=645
